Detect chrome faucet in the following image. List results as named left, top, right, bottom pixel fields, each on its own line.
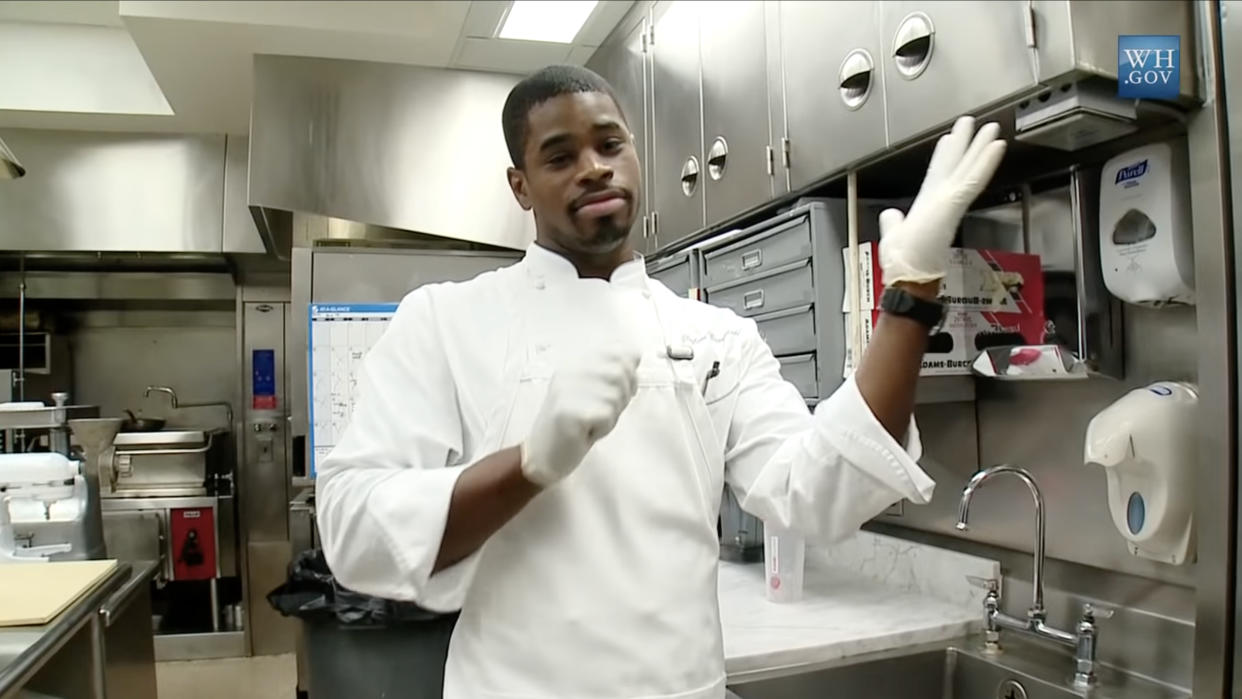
left=144, top=385, right=178, bottom=407
left=144, top=385, right=234, bottom=428
left=956, top=464, right=1109, bottom=689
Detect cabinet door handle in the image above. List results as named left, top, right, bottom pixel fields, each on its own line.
left=893, top=12, right=934, bottom=79
left=741, top=249, right=763, bottom=271
left=838, top=49, right=874, bottom=110
left=680, top=156, right=700, bottom=197
left=707, top=137, right=728, bottom=181
left=743, top=289, right=765, bottom=310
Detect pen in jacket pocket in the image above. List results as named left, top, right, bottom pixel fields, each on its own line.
left=702, top=361, right=721, bottom=396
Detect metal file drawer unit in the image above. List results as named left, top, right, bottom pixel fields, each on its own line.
left=754, top=306, right=817, bottom=358
left=778, top=354, right=818, bottom=400
left=701, top=214, right=814, bottom=287
left=648, top=250, right=700, bottom=299
left=700, top=201, right=851, bottom=402
left=705, top=261, right=815, bottom=318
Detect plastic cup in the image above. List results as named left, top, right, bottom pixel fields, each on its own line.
left=763, top=525, right=805, bottom=603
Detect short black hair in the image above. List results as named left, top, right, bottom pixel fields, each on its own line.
left=502, top=64, right=624, bottom=169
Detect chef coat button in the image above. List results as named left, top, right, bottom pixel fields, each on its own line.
left=641, top=289, right=651, bottom=299
left=534, top=280, right=545, bottom=290
left=535, top=343, right=548, bottom=354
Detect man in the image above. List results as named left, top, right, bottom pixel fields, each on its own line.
left=317, top=65, right=1005, bottom=698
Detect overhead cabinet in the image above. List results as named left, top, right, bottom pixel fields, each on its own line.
left=587, top=17, right=652, bottom=253
left=591, top=0, right=1197, bottom=257
left=779, top=1, right=887, bottom=190
left=649, top=0, right=706, bottom=249
left=1029, top=1, right=1197, bottom=100
left=878, top=1, right=1037, bottom=147
left=699, top=1, right=776, bottom=227
left=593, top=1, right=780, bottom=252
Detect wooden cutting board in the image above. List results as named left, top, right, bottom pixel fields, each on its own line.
left=0, top=559, right=118, bottom=627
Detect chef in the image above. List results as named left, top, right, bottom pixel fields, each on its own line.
left=316, top=65, right=1006, bottom=699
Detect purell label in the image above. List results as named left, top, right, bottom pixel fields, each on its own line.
left=1115, top=160, right=1148, bottom=185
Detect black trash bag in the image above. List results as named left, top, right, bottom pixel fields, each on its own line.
left=270, top=549, right=459, bottom=699
left=267, top=548, right=447, bottom=626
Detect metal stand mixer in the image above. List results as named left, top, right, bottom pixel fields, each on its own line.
left=0, top=396, right=108, bottom=561
left=0, top=453, right=81, bottom=562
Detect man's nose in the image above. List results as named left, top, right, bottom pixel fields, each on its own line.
left=577, top=150, right=613, bottom=184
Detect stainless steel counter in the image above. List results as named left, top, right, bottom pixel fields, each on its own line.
left=0, top=559, right=159, bottom=699
left=100, top=560, right=159, bottom=628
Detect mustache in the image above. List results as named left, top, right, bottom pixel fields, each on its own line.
left=569, top=187, right=631, bottom=212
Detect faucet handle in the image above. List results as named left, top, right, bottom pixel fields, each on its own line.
left=1080, top=603, right=1114, bottom=621
left=966, top=575, right=999, bottom=593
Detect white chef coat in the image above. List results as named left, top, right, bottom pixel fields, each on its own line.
left=316, top=242, right=936, bottom=699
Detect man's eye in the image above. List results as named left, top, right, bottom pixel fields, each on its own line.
left=603, top=139, right=625, bottom=153
left=547, top=153, right=572, bottom=167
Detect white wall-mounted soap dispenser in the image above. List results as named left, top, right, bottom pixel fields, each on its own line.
left=1084, top=381, right=1198, bottom=565
left=1099, top=140, right=1195, bottom=306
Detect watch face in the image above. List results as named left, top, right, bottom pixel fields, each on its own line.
left=883, top=287, right=943, bottom=328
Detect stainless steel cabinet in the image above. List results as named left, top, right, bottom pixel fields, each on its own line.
left=1030, top=1, right=1196, bottom=100
left=780, top=1, right=887, bottom=189
left=586, top=17, right=652, bottom=253
left=879, top=1, right=1036, bottom=147
left=699, top=1, right=774, bottom=227
left=650, top=0, right=705, bottom=249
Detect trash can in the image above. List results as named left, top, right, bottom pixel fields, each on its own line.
left=269, top=550, right=458, bottom=699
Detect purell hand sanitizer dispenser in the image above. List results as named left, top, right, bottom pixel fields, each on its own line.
left=1099, top=141, right=1195, bottom=306
left=1084, top=382, right=1198, bottom=565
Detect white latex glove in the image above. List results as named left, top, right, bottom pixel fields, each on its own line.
left=879, top=116, right=1008, bottom=284
left=520, top=344, right=642, bottom=487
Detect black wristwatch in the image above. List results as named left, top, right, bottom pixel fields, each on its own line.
left=880, top=286, right=945, bottom=329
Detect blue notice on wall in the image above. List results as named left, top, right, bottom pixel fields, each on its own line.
left=252, top=349, right=277, bottom=410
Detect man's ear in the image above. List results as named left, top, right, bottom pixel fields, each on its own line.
left=507, top=167, right=532, bottom=211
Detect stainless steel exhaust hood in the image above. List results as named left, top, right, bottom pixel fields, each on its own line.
left=0, top=136, right=26, bottom=179
left=248, top=55, right=536, bottom=258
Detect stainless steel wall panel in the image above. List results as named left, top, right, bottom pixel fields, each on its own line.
left=0, top=130, right=225, bottom=253
left=242, top=302, right=288, bottom=543
left=249, top=56, right=534, bottom=252
left=223, top=136, right=265, bottom=254
left=246, top=540, right=297, bottom=656
left=1187, top=3, right=1237, bottom=695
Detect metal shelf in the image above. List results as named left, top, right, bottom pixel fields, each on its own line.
left=0, top=404, right=99, bottom=430
left=915, top=376, right=975, bottom=404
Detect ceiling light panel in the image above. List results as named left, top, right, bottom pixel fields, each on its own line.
left=497, top=1, right=597, bottom=44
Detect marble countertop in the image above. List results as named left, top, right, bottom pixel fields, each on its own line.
left=718, top=530, right=999, bottom=679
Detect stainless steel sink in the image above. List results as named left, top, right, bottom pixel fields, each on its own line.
left=727, top=636, right=1187, bottom=699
